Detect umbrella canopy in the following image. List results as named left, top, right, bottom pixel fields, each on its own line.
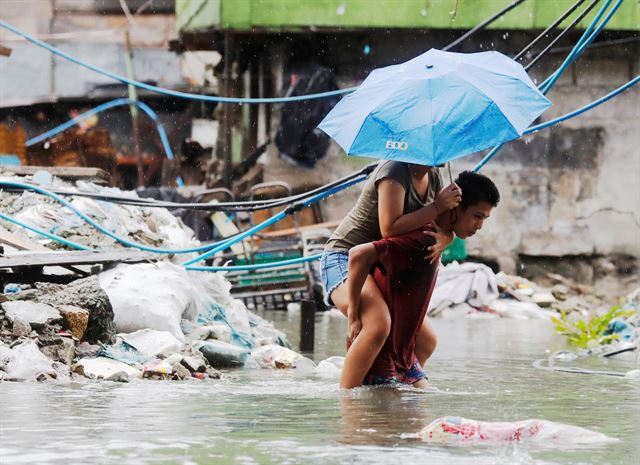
left=318, top=49, right=551, bottom=166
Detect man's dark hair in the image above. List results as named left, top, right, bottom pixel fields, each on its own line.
left=454, top=171, right=500, bottom=209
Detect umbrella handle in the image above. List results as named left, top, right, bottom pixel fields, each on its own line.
left=447, top=162, right=453, bottom=184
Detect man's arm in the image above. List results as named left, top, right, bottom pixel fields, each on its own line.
left=346, top=243, right=378, bottom=341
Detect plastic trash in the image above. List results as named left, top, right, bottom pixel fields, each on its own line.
left=315, top=356, right=345, bottom=376
left=419, top=416, right=617, bottom=445
left=196, top=340, right=250, bottom=368
left=251, top=344, right=316, bottom=370
left=0, top=340, right=57, bottom=381
left=142, top=359, right=173, bottom=379
left=98, top=262, right=202, bottom=341
left=75, top=356, right=141, bottom=381
left=119, top=329, right=183, bottom=361
left=603, top=318, right=637, bottom=342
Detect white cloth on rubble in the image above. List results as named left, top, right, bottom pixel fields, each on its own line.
left=428, top=262, right=498, bottom=316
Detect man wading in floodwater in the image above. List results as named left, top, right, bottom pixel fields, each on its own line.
left=340, top=171, right=500, bottom=387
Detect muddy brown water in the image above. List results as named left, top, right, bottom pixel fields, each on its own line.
left=1, top=312, right=638, bottom=465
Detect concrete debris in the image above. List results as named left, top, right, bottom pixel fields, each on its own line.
left=11, top=318, right=31, bottom=338
left=0, top=174, right=293, bottom=384
left=1, top=301, right=61, bottom=327
left=33, top=276, right=116, bottom=344
left=40, top=337, right=75, bottom=366
left=57, top=305, right=89, bottom=340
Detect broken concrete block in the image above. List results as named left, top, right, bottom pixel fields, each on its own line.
left=57, top=305, right=89, bottom=341
left=181, top=355, right=206, bottom=373
left=40, top=337, right=75, bottom=366
left=2, top=301, right=61, bottom=328
left=172, top=363, right=191, bottom=380
left=105, top=371, right=130, bottom=383
left=532, top=292, right=557, bottom=308
left=34, top=276, right=115, bottom=344
left=11, top=318, right=31, bottom=338
left=551, top=284, right=570, bottom=301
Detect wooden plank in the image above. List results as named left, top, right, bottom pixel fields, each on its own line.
left=0, top=226, right=49, bottom=252
left=259, top=220, right=340, bottom=238
left=0, top=250, right=157, bottom=268
left=0, top=165, right=111, bottom=184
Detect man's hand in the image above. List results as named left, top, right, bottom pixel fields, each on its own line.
left=347, top=317, right=362, bottom=342
left=434, top=182, right=462, bottom=212
left=424, top=221, right=454, bottom=264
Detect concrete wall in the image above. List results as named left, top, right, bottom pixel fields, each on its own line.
left=263, top=30, right=640, bottom=287
left=0, top=0, right=182, bottom=103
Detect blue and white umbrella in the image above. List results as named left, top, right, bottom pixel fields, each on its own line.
left=318, top=49, right=551, bottom=166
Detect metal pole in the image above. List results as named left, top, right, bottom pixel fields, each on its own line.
left=299, top=299, right=316, bottom=352
left=125, top=30, right=144, bottom=187
left=222, top=32, right=234, bottom=188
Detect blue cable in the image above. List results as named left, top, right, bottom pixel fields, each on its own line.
left=0, top=211, right=92, bottom=251
left=0, top=19, right=356, bottom=104
left=473, top=0, right=622, bottom=173
left=0, top=208, right=322, bottom=273
left=0, top=181, right=232, bottom=254
left=185, top=253, right=322, bottom=272
left=0, top=175, right=366, bottom=257
left=523, top=76, right=639, bottom=135
left=540, top=0, right=618, bottom=93
left=181, top=174, right=367, bottom=266
left=25, top=98, right=184, bottom=187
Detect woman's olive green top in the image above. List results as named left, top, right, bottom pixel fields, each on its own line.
left=326, top=161, right=443, bottom=251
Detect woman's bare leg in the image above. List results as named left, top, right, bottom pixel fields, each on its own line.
left=413, top=378, right=429, bottom=389
left=415, top=318, right=438, bottom=368
left=331, top=276, right=391, bottom=388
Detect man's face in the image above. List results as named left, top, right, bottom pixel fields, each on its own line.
left=452, top=201, right=493, bottom=239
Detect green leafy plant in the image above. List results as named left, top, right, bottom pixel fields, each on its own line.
left=551, top=305, right=636, bottom=349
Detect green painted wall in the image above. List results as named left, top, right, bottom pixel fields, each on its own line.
left=177, top=0, right=639, bottom=32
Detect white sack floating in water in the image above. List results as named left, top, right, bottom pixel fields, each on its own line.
left=419, top=416, right=617, bottom=445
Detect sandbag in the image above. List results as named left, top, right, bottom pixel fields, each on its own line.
left=98, top=262, right=202, bottom=341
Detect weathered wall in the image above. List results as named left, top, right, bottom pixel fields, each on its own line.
left=0, top=1, right=181, bottom=103
left=263, top=30, right=640, bottom=287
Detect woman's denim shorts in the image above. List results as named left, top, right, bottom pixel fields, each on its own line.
left=319, top=250, right=349, bottom=306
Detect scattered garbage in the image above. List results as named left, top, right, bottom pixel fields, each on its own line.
left=1, top=174, right=293, bottom=383
left=315, top=356, right=345, bottom=376
left=0, top=175, right=197, bottom=252
left=419, top=416, right=617, bottom=445
left=119, top=329, right=184, bottom=361
left=98, top=262, right=202, bottom=341
left=196, top=339, right=251, bottom=368
left=74, top=356, right=142, bottom=382
left=0, top=340, right=58, bottom=381
left=251, top=344, right=315, bottom=370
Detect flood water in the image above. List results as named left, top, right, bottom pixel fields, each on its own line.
left=1, top=312, right=638, bottom=465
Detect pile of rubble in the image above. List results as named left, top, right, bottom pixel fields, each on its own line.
left=0, top=172, right=196, bottom=252
left=0, top=262, right=322, bottom=382
left=1, top=173, right=316, bottom=382
left=426, top=261, right=626, bottom=320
